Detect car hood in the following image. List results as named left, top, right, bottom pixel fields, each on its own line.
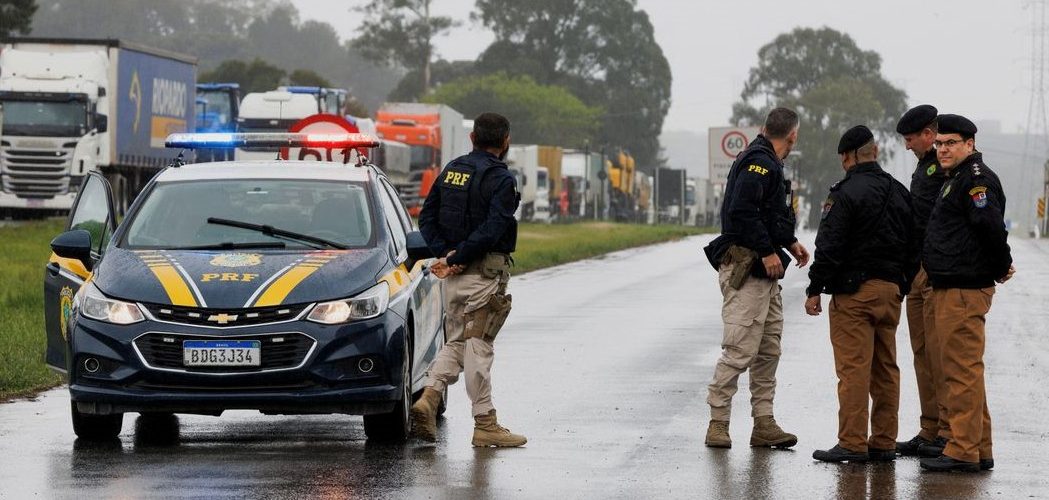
left=92, top=247, right=389, bottom=309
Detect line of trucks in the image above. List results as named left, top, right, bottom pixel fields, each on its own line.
left=0, top=37, right=662, bottom=222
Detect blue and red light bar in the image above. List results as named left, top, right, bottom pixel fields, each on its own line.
left=164, top=132, right=381, bottom=150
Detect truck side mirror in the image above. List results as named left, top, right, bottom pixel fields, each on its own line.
left=95, top=114, right=108, bottom=133
left=51, top=230, right=95, bottom=272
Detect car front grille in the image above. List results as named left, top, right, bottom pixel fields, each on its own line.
left=141, top=303, right=308, bottom=327
left=134, top=332, right=315, bottom=373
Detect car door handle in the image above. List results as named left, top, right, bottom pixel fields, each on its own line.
left=46, top=262, right=61, bottom=277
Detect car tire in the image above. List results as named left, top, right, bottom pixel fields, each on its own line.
left=71, top=402, right=123, bottom=441
left=363, top=341, right=411, bottom=442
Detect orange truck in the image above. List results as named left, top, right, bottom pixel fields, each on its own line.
left=375, top=103, right=469, bottom=215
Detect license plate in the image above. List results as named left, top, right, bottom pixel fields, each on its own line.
left=183, top=340, right=261, bottom=367
left=26, top=199, right=43, bottom=208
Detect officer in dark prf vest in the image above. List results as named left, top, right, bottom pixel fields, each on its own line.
left=920, top=114, right=1014, bottom=472
left=702, top=107, right=810, bottom=449
left=806, top=125, right=917, bottom=464
left=411, top=112, right=526, bottom=448
left=894, top=105, right=953, bottom=457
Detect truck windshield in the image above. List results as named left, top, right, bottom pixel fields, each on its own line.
left=409, top=145, right=435, bottom=170
left=124, top=179, right=374, bottom=250
left=1, top=100, right=88, bottom=137
left=196, top=92, right=233, bottom=132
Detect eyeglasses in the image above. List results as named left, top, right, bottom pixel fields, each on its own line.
left=933, top=138, right=967, bottom=149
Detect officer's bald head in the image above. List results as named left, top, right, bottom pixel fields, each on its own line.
left=472, top=113, right=511, bottom=152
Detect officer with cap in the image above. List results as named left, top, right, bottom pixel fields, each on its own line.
left=702, top=107, right=810, bottom=449
left=807, top=125, right=917, bottom=463
left=894, top=105, right=952, bottom=456
left=411, top=112, right=526, bottom=448
left=920, top=114, right=1014, bottom=472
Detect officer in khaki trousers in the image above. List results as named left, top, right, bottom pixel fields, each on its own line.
left=920, top=114, right=1014, bottom=472
left=894, top=105, right=951, bottom=456
left=411, top=112, right=526, bottom=448
left=702, top=107, right=810, bottom=449
left=806, top=126, right=917, bottom=463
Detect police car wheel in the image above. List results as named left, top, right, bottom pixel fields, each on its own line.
left=71, top=402, right=123, bottom=441
left=362, top=341, right=411, bottom=442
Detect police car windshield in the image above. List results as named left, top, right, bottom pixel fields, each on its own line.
left=123, top=179, right=374, bottom=250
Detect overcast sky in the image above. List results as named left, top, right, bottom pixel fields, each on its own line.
left=292, top=0, right=1037, bottom=136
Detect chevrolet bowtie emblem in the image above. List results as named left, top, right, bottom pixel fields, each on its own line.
left=207, top=313, right=238, bottom=324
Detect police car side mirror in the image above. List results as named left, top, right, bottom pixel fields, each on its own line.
left=406, top=231, right=433, bottom=263
left=51, top=229, right=94, bottom=272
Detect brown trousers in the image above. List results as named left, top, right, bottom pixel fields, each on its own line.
left=828, top=279, right=902, bottom=451
left=707, top=262, right=783, bottom=421
left=905, top=267, right=950, bottom=441
left=930, top=287, right=995, bottom=463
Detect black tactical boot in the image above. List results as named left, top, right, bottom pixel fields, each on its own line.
left=920, top=455, right=980, bottom=473
left=813, top=445, right=868, bottom=463
left=868, top=448, right=897, bottom=462
left=980, top=458, right=994, bottom=470
left=896, top=434, right=932, bottom=456
left=917, top=436, right=948, bottom=458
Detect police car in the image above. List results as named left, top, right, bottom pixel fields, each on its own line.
left=44, top=133, right=445, bottom=441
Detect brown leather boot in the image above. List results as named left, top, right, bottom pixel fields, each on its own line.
left=705, top=419, right=731, bottom=448
left=409, top=387, right=442, bottom=442
left=750, top=415, right=797, bottom=448
left=472, top=410, right=527, bottom=447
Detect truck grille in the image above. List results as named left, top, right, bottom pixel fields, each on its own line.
left=0, top=146, right=73, bottom=198
left=134, top=332, right=316, bottom=373
left=393, top=181, right=421, bottom=208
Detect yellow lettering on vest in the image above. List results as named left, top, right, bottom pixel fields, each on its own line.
left=458, top=173, right=471, bottom=186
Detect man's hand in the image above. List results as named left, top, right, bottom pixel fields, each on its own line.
left=431, top=258, right=452, bottom=279
left=997, top=264, right=1016, bottom=284
left=762, top=253, right=784, bottom=279
left=805, top=295, right=822, bottom=316
left=788, top=241, right=810, bottom=268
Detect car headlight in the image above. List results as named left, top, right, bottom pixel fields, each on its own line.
left=307, top=282, right=390, bottom=324
left=76, top=283, right=145, bottom=325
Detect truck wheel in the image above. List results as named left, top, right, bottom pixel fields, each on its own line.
left=363, top=342, right=411, bottom=442
left=71, top=401, right=123, bottom=441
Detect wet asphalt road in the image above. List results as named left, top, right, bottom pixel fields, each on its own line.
left=3, top=233, right=1049, bottom=499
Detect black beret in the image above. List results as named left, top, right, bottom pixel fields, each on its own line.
left=937, top=114, right=977, bottom=138
left=896, top=104, right=938, bottom=135
left=837, top=125, right=874, bottom=154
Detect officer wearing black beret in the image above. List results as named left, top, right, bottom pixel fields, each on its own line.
left=919, top=114, right=1014, bottom=472
left=807, top=125, right=917, bottom=463
left=894, top=105, right=952, bottom=457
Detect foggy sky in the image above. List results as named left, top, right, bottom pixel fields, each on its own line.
left=292, top=0, right=1038, bottom=136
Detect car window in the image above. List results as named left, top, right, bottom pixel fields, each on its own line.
left=69, top=175, right=112, bottom=255
left=376, top=181, right=407, bottom=255
left=123, top=179, right=374, bottom=249
left=380, top=178, right=414, bottom=231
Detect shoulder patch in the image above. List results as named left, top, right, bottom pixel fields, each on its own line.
left=746, top=164, right=769, bottom=176
left=821, top=198, right=835, bottom=220
left=968, top=186, right=987, bottom=196
left=970, top=186, right=988, bottom=208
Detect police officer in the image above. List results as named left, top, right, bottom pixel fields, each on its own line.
left=894, top=105, right=952, bottom=457
left=920, top=114, right=1014, bottom=472
left=702, top=107, right=810, bottom=449
left=806, top=125, right=917, bottom=463
left=410, top=112, right=526, bottom=448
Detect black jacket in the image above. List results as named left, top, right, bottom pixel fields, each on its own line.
left=703, top=135, right=798, bottom=278
left=418, top=150, right=519, bottom=266
left=923, top=152, right=1012, bottom=289
left=806, top=162, right=917, bottom=297
left=910, top=148, right=947, bottom=249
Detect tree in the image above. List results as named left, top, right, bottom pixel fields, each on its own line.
left=423, top=73, right=601, bottom=148
left=353, top=0, right=457, bottom=94
left=388, top=59, right=478, bottom=102
left=731, top=27, right=907, bottom=227
left=473, top=0, right=671, bottom=168
left=199, top=58, right=286, bottom=93
left=289, top=69, right=333, bottom=88
left=0, top=0, right=37, bottom=37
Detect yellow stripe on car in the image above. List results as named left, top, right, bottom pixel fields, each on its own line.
left=379, top=264, right=411, bottom=297
left=253, top=265, right=321, bottom=307
left=49, top=253, right=91, bottom=280
left=147, top=264, right=198, bottom=307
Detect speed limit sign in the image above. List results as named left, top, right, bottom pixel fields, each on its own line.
left=281, top=114, right=361, bottom=163
left=709, top=126, right=760, bottom=185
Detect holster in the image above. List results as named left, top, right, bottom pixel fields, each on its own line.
left=464, top=292, right=513, bottom=343
left=723, top=245, right=757, bottom=290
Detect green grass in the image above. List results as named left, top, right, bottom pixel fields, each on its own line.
left=513, top=222, right=710, bottom=274
left=0, top=219, right=708, bottom=400
left=0, top=219, right=66, bottom=400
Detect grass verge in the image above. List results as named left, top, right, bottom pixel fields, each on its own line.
left=0, top=219, right=708, bottom=400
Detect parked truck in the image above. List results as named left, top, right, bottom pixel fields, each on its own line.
left=0, top=38, right=196, bottom=215
left=375, top=103, right=468, bottom=216
left=607, top=150, right=636, bottom=221
left=506, top=145, right=539, bottom=219
left=537, top=145, right=563, bottom=218
left=195, top=82, right=239, bottom=162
